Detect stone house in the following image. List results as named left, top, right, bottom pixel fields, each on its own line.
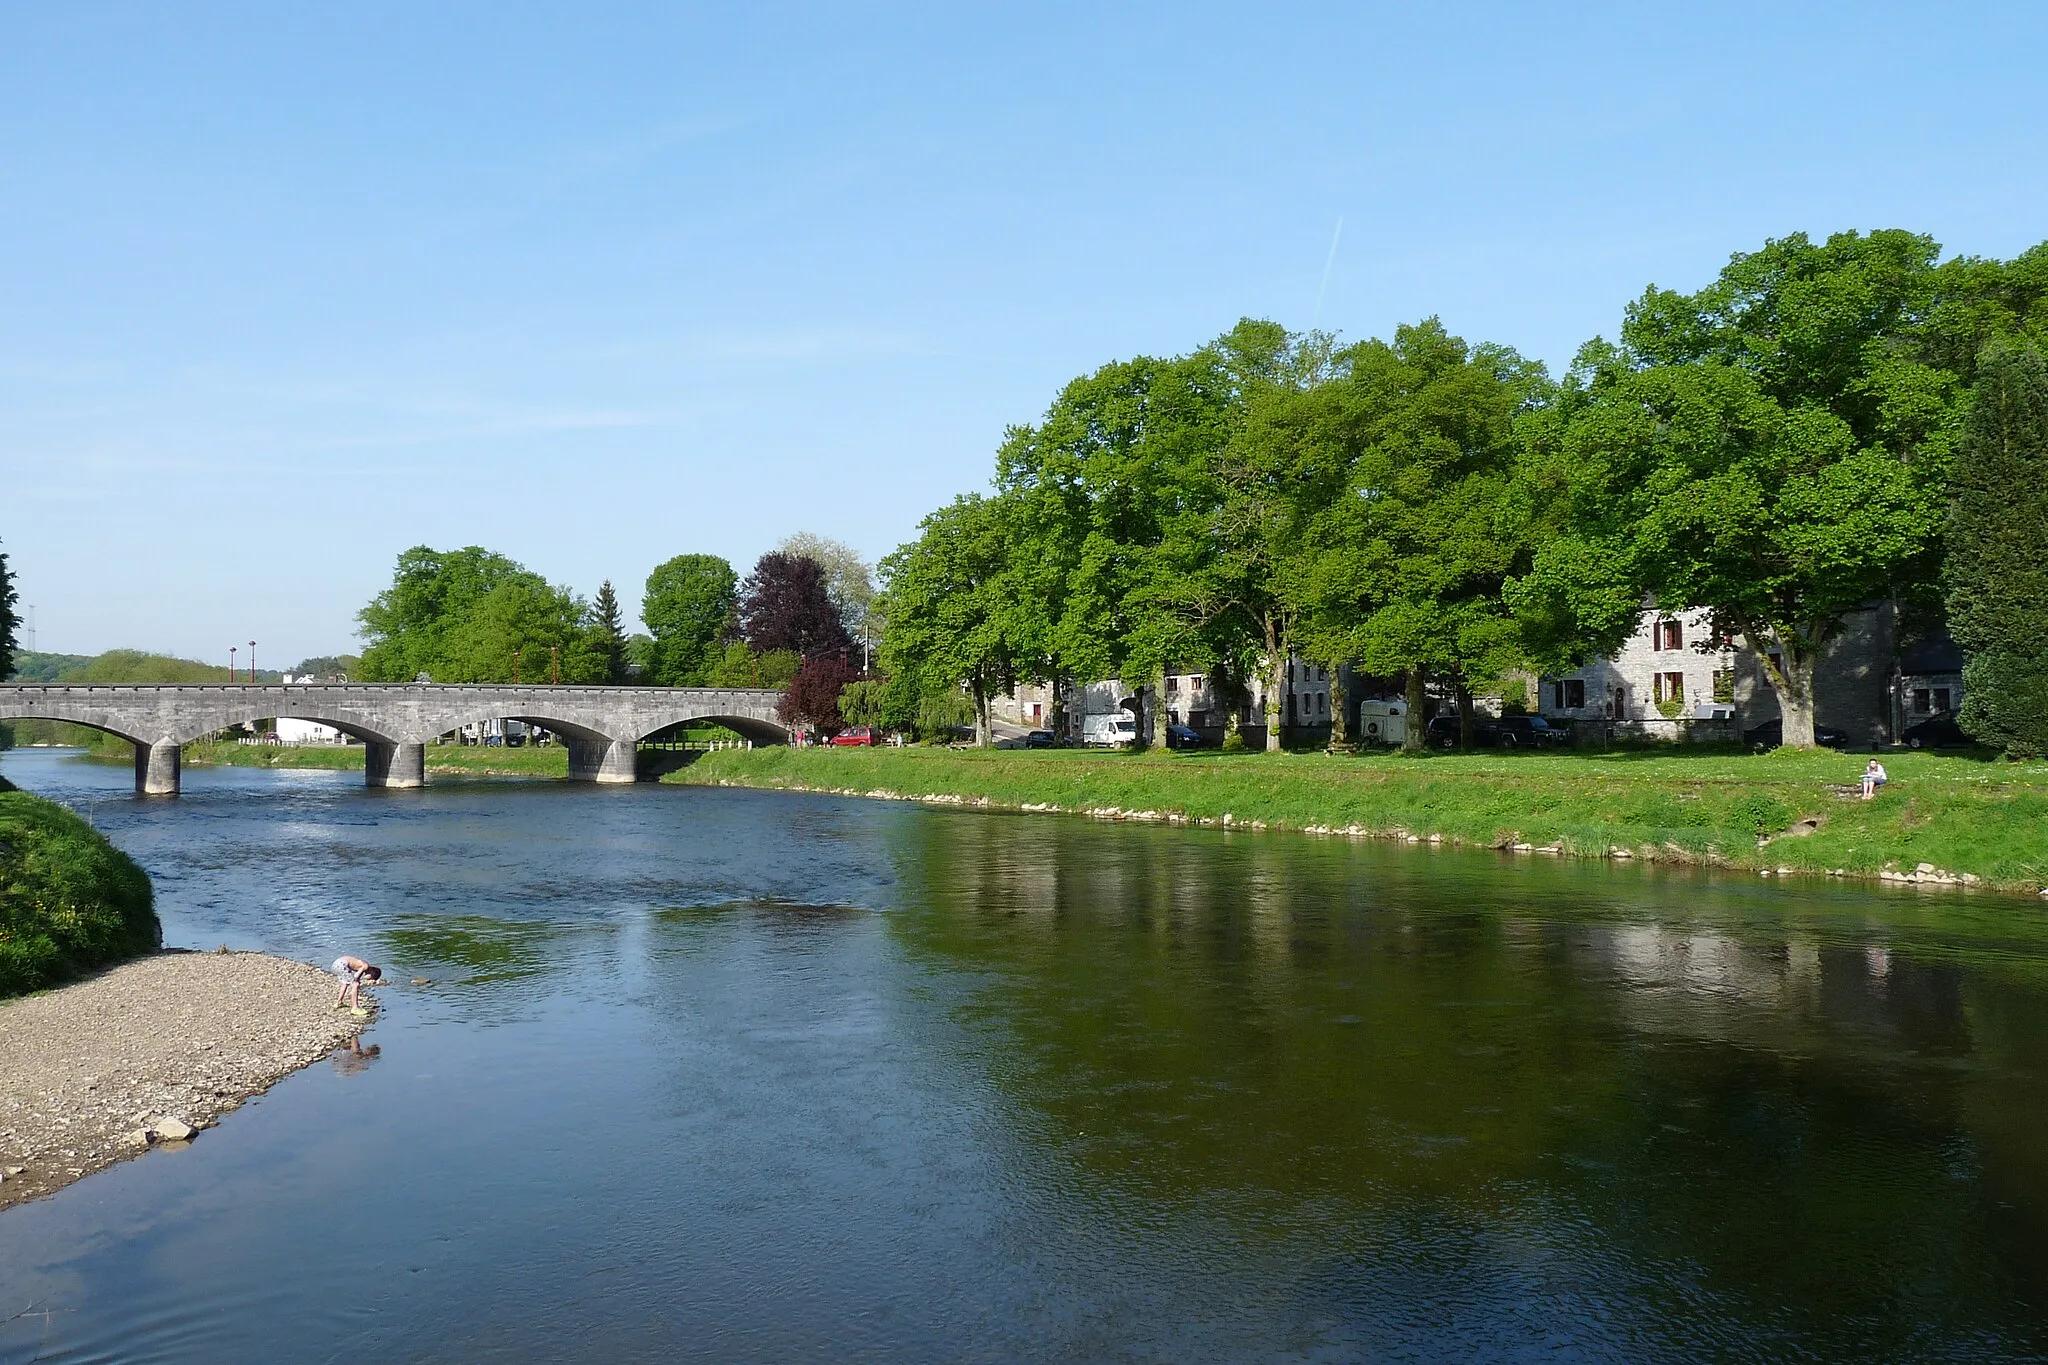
left=1537, top=602, right=1902, bottom=744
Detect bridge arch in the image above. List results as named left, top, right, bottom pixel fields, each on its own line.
left=631, top=713, right=791, bottom=746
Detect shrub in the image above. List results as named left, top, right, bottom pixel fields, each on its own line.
left=0, top=790, right=159, bottom=997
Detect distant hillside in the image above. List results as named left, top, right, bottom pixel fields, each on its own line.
left=7, top=652, right=93, bottom=683
left=6, top=650, right=282, bottom=684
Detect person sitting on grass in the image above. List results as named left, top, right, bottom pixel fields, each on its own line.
left=1861, top=758, right=1889, bottom=801
left=331, top=955, right=383, bottom=1010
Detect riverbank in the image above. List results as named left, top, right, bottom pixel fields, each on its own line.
left=669, top=745, right=2048, bottom=894
left=0, top=951, right=368, bottom=1210
left=149, top=741, right=569, bottom=778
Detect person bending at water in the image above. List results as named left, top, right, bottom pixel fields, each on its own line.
left=332, top=955, right=383, bottom=1010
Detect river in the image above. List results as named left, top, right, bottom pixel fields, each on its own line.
left=2, top=747, right=2046, bottom=1362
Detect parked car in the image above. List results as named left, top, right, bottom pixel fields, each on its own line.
left=1900, top=711, right=1971, bottom=749
left=1492, top=715, right=1567, bottom=749
left=1023, top=729, right=1057, bottom=749
left=1744, top=718, right=1851, bottom=750
left=1165, top=723, right=1207, bottom=749
left=1423, top=714, right=1564, bottom=749
left=830, top=726, right=878, bottom=747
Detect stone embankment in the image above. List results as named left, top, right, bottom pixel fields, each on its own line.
left=0, top=951, right=366, bottom=1210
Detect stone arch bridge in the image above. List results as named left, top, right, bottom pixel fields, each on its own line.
left=0, top=684, right=790, bottom=794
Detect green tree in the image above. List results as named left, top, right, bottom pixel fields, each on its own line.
left=1293, top=322, right=1543, bottom=750
left=996, top=346, right=1237, bottom=747
left=0, top=540, right=18, bottom=685
left=1946, top=342, right=2048, bottom=755
left=588, top=580, right=628, bottom=683
left=641, top=554, right=736, bottom=686
left=358, top=546, right=531, bottom=681
left=838, top=678, right=891, bottom=730
left=1553, top=234, right=1964, bottom=747
left=880, top=494, right=1031, bottom=748
left=357, top=546, right=597, bottom=683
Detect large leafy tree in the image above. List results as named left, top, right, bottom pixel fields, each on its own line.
left=879, top=493, right=1030, bottom=747
left=1945, top=342, right=2048, bottom=755
left=357, top=545, right=602, bottom=683
left=1557, top=232, right=1960, bottom=746
left=1148, top=322, right=1345, bottom=749
left=995, top=346, right=1234, bottom=744
left=1293, top=321, right=1545, bottom=749
left=739, top=552, right=853, bottom=660
left=641, top=554, right=736, bottom=686
left=357, top=546, right=531, bottom=681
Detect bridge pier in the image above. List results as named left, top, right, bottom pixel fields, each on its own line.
left=365, top=741, right=426, bottom=788
left=566, top=736, right=638, bottom=783
left=134, top=741, right=180, bottom=796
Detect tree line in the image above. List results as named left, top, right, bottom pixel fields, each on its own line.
left=877, top=229, right=2048, bottom=753
left=351, top=534, right=882, bottom=734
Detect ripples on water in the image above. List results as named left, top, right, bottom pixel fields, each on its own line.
left=2, top=748, right=2046, bottom=1363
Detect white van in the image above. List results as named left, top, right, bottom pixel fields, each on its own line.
left=1081, top=714, right=1140, bottom=748
left=1356, top=700, right=1407, bottom=746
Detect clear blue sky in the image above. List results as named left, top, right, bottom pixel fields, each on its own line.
left=5, top=3, right=2045, bottom=665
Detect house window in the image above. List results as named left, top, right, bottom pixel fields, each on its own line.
left=1654, top=672, right=1684, bottom=704
left=1934, top=687, right=1952, bottom=713
left=1912, top=688, right=1930, bottom=715
left=1169, top=709, right=1181, bottom=725
left=1319, top=693, right=1328, bottom=715
left=1659, top=620, right=1683, bottom=651
left=1166, top=676, right=1179, bottom=695
left=1712, top=670, right=1734, bottom=703
left=1190, top=675, right=1203, bottom=691
left=1552, top=679, right=1585, bottom=710
left=1189, top=709, right=1208, bottom=729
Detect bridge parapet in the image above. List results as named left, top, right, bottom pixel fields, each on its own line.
left=0, top=684, right=790, bottom=795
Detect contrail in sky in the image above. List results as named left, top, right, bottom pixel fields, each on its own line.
left=1312, top=216, right=1344, bottom=329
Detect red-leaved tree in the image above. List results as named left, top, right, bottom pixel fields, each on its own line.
left=739, top=552, right=853, bottom=659
left=777, top=655, right=861, bottom=733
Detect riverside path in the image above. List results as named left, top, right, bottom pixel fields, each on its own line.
left=0, top=684, right=789, bottom=794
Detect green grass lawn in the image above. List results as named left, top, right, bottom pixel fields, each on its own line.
left=669, top=743, right=2048, bottom=894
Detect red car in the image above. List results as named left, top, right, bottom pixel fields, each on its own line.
left=830, top=726, right=879, bottom=747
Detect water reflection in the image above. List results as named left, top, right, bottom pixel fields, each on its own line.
left=885, top=809, right=2048, bottom=1356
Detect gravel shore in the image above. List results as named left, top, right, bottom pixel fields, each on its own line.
left=0, top=951, right=367, bottom=1210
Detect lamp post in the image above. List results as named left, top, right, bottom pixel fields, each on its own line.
left=248, top=641, right=257, bottom=683
left=230, top=646, right=237, bottom=682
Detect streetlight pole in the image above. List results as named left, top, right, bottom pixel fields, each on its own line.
left=248, top=641, right=257, bottom=682
left=230, top=647, right=237, bottom=682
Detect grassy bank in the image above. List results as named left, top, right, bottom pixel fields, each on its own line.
left=177, top=742, right=571, bottom=778
left=668, top=745, right=2048, bottom=895
left=0, top=782, right=160, bottom=997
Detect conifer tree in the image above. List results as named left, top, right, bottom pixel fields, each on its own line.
left=1946, top=342, right=2048, bottom=755
left=589, top=579, right=628, bottom=683
left=0, top=539, right=17, bottom=683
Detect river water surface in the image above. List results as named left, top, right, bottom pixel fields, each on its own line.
left=3, top=748, right=2047, bottom=1362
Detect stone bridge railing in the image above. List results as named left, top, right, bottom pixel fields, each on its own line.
left=0, top=684, right=789, bottom=794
